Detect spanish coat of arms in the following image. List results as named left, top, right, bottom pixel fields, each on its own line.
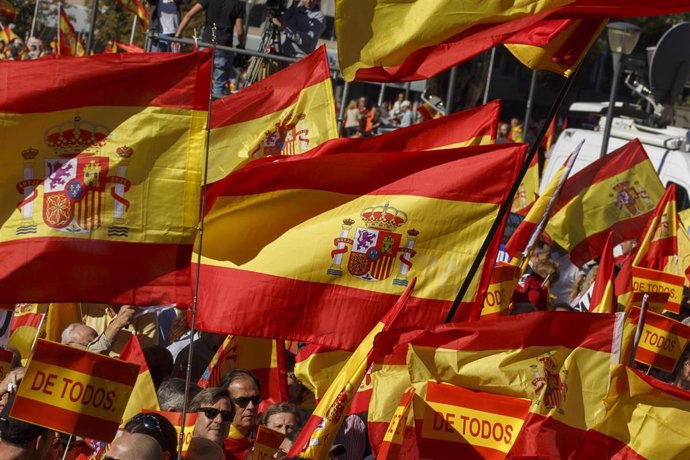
left=530, top=352, right=569, bottom=414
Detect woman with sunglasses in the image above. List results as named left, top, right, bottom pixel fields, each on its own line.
left=189, top=388, right=236, bottom=449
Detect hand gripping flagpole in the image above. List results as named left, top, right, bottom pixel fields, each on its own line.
left=444, top=64, right=583, bottom=323
left=178, top=25, right=216, bottom=460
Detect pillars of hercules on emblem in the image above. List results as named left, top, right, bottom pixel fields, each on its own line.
left=20, top=147, right=39, bottom=220
left=393, top=229, right=419, bottom=287
left=327, top=218, right=355, bottom=276
left=113, top=146, right=133, bottom=221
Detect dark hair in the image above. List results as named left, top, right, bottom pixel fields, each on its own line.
left=261, top=402, right=302, bottom=427
left=157, top=377, right=202, bottom=411
left=510, top=303, right=538, bottom=316
left=219, top=369, right=261, bottom=394
left=189, top=388, right=233, bottom=415
left=124, top=412, right=178, bottom=458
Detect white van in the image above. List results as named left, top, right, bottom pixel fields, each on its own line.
left=541, top=102, right=690, bottom=214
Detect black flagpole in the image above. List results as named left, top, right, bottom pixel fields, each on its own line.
left=443, top=64, right=582, bottom=323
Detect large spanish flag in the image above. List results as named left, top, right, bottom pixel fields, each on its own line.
left=368, top=312, right=620, bottom=456
left=335, top=1, right=690, bottom=81
left=0, top=51, right=211, bottom=306
left=195, top=143, right=525, bottom=350
left=288, top=281, right=415, bottom=458
left=207, top=46, right=337, bottom=183
left=546, top=139, right=664, bottom=266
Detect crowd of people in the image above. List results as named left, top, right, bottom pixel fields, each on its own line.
left=342, top=92, right=433, bottom=138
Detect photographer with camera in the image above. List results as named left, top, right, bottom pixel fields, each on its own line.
left=174, top=0, right=246, bottom=99
left=271, top=0, right=326, bottom=59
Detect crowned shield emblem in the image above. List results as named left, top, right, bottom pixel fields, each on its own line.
left=251, top=111, right=310, bottom=158
left=609, top=180, right=654, bottom=217
left=326, top=203, right=419, bottom=286
left=530, top=352, right=568, bottom=414
left=15, top=115, right=134, bottom=236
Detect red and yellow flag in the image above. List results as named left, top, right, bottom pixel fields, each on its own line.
left=589, top=232, right=616, bottom=313
left=335, top=1, right=690, bottom=81
left=546, top=139, right=664, bottom=266
left=633, top=184, right=678, bottom=270
left=414, top=382, right=531, bottom=459
left=512, top=154, right=539, bottom=214
left=629, top=307, right=690, bottom=373
left=253, top=425, right=286, bottom=460
left=114, top=41, right=145, bottom=53
left=288, top=280, right=415, bottom=458
left=0, top=0, right=18, bottom=21
left=313, top=99, right=500, bottom=156
left=59, top=8, right=83, bottom=57
left=479, top=262, right=521, bottom=319
left=115, top=0, right=149, bottom=30
left=505, top=143, right=580, bottom=260
left=368, top=312, right=619, bottom=457
left=0, top=51, right=211, bottom=306
left=119, top=334, right=160, bottom=422
left=2, top=23, right=19, bottom=43
left=145, top=410, right=198, bottom=455
left=10, top=339, right=139, bottom=441
left=195, top=143, right=525, bottom=350
left=8, top=303, right=47, bottom=360
left=579, top=364, right=690, bottom=459
left=377, top=387, right=416, bottom=460
left=505, top=18, right=607, bottom=77
left=198, top=335, right=288, bottom=405
left=294, top=344, right=351, bottom=402
left=208, top=46, right=337, bottom=183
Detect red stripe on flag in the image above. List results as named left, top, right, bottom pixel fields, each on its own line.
left=195, top=265, right=451, bottom=351
left=211, top=47, right=331, bottom=127
left=425, top=383, right=530, bottom=419
left=207, top=144, right=526, bottom=206
left=11, top=396, right=121, bottom=442
left=634, top=348, right=678, bottom=373
left=0, top=238, right=192, bottom=306
left=0, top=51, right=212, bottom=112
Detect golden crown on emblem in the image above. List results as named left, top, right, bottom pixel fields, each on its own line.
left=45, top=116, right=110, bottom=158
left=360, top=202, right=408, bottom=231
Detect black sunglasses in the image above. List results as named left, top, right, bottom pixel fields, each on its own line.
left=201, top=407, right=234, bottom=422
left=232, top=396, right=261, bottom=408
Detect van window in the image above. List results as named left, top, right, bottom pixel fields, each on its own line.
left=668, top=181, right=690, bottom=211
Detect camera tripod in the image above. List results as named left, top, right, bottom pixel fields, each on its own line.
left=242, top=14, right=283, bottom=87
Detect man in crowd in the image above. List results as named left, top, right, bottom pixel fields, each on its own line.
left=175, top=0, right=246, bottom=99
left=0, top=415, right=55, bottom=459
left=272, top=0, right=326, bottom=58
left=106, top=432, right=164, bottom=460
left=157, top=377, right=202, bottom=412
left=190, top=388, right=234, bottom=448
left=220, top=370, right=261, bottom=458
left=61, top=305, right=135, bottom=355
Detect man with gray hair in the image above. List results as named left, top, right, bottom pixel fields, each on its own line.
left=61, top=305, right=135, bottom=355
left=157, top=378, right=202, bottom=412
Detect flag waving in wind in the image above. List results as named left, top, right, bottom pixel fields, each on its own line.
left=288, top=280, right=416, bottom=458
left=115, top=0, right=149, bottom=30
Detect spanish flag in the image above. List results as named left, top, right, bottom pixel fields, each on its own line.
left=377, top=387, right=416, bottom=460
left=294, top=344, right=351, bottom=402
left=505, top=18, right=607, bottom=77
left=288, top=280, right=415, bottom=458
left=207, top=46, right=337, bottom=183
left=0, top=0, right=17, bottom=21
left=546, top=139, right=664, bottom=266
left=199, top=336, right=288, bottom=405
left=628, top=307, right=690, bottom=373
left=589, top=232, right=616, bottom=313
left=368, top=312, right=619, bottom=456
left=616, top=184, right=678, bottom=310
left=59, top=7, right=81, bottom=57
left=335, top=1, right=690, bottom=81
left=195, top=143, right=525, bottom=350
left=114, top=0, right=149, bottom=30
left=578, top=364, right=690, bottom=459
left=8, top=303, right=47, bottom=360
left=505, top=143, right=581, bottom=260
left=2, top=23, right=19, bottom=43
left=312, top=99, right=500, bottom=156
left=119, top=334, right=160, bottom=423
left=0, top=51, right=211, bottom=306
left=511, top=154, right=539, bottom=214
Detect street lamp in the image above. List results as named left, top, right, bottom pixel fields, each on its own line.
left=600, top=22, right=641, bottom=158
